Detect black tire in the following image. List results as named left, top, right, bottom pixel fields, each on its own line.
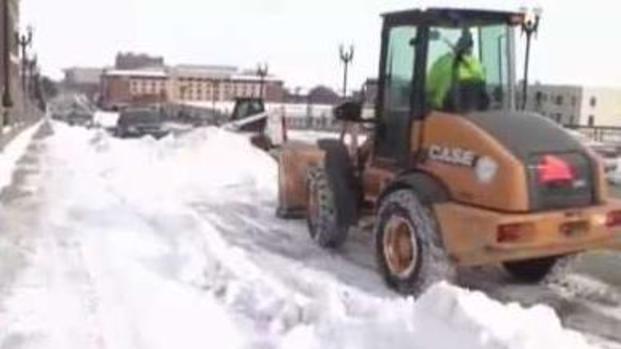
left=306, top=166, right=348, bottom=248
left=503, top=256, right=558, bottom=283
left=317, top=139, right=358, bottom=227
left=375, top=189, right=455, bottom=295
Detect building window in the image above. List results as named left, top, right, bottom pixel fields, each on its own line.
left=590, top=97, right=597, bottom=107
left=555, top=95, right=563, bottom=106
left=571, top=96, right=577, bottom=107
left=588, top=115, right=595, bottom=126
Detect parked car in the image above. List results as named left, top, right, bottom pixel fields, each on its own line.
left=115, top=108, right=169, bottom=139
left=66, top=110, right=93, bottom=127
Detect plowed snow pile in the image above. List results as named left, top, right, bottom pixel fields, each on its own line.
left=94, top=126, right=593, bottom=348
left=1, top=122, right=596, bottom=349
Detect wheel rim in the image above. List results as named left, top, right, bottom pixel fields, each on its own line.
left=383, top=216, right=418, bottom=279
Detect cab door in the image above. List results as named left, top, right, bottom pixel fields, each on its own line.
left=373, top=24, right=427, bottom=167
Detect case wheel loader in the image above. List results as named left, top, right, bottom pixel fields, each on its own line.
left=276, top=7, right=621, bottom=295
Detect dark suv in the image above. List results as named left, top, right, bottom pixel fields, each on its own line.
left=115, top=108, right=168, bottom=138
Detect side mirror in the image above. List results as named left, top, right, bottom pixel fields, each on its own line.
left=429, top=30, right=441, bottom=41
left=333, top=101, right=362, bottom=122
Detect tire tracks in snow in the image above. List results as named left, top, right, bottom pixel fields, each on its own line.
left=191, top=194, right=621, bottom=347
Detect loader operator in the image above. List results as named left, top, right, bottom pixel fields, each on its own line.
left=427, top=28, right=487, bottom=111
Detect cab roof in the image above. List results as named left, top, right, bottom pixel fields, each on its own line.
left=382, top=7, right=524, bottom=27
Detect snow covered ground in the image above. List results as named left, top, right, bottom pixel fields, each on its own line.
left=0, top=120, right=618, bottom=348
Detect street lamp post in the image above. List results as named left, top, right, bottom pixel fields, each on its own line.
left=16, top=25, right=32, bottom=96
left=27, top=54, right=37, bottom=99
left=256, top=63, right=268, bottom=99
left=339, top=44, right=354, bottom=99
left=520, top=7, right=542, bottom=110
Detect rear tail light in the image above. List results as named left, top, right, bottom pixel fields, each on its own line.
left=606, top=211, right=621, bottom=228
left=537, top=155, right=574, bottom=185
left=497, top=223, right=534, bottom=243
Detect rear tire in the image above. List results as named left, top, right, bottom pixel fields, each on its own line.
left=503, top=256, right=558, bottom=282
left=375, top=190, right=455, bottom=295
left=306, top=167, right=348, bottom=248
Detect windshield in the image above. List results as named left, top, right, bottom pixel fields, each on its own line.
left=427, top=24, right=511, bottom=112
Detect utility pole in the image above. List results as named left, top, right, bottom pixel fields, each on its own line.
left=27, top=54, right=37, bottom=99
left=16, top=25, right=32, bottom=97
left=256, top=63, right=268, bottom=99
left=2, top=0, right=14, bottom=127
left=339, top=44, right=354, bottom=99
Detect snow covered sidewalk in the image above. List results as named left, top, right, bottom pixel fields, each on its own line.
left=0, top=121, right=604, bottom=348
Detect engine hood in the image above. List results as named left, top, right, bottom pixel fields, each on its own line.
left=464, top=111, right=586, bottom=160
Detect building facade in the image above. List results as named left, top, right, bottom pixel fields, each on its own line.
left=99, top=68, right=169, bottom=110
left=526, top=84, right=621, bottom=127
left=100, top=64, right=285, bottom=110
left=63, top=67, right=105, bottom=100
left=169, top=65, right=284, bottom=103
left=1, top=0, right=26, bottom=121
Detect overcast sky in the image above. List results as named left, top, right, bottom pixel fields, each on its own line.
left=20, top=0, right=621, bottom=91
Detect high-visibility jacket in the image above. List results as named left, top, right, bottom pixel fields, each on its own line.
left=427, top=53, right=486, bottom=109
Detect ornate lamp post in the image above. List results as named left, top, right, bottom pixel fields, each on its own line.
left=256, top=63, right=268, bottom=99
left=26, top=54, right=37, bottom=99
left=16, top=25, right=32, bottom=95
left=339, top=44, right=354, bottom=98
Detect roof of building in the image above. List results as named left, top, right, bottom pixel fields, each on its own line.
left=103, top=69, right=168, bottom=78
left=172, top=65, right=238, bottom=78
left=231, top=74, right=282, bottom=83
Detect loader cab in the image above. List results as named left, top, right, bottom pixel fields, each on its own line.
left=230, top=97, right=267, bottom=132
left=373, top=8, right=524, bottom=166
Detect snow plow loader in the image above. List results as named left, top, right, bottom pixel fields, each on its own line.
left=276, top=7, right=621, bottom=294
left=221, top=97, right=286, bottom=151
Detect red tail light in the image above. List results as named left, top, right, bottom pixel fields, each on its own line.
left=606, top=211, right=621, bottom=228
left=497, top=223, right=534, bottom=243
left=498, top=224, right=523, bottom=243
left=538, top=155, right=574, bottom=184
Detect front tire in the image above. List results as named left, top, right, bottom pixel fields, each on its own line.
left=306, top=167, right=348, bottom=248
left=375, top=190, right=455, bottom=295
left=503, top=256, right=558, bottom=282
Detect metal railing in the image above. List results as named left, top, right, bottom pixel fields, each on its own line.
left=565, top=125, right=621, bottom=144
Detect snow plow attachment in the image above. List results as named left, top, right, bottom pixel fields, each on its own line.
left=220, top=97, right=286, bottom=151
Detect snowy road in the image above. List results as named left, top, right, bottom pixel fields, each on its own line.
left=0, top=121, right=618, bottom=348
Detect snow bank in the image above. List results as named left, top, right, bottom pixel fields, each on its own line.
left=38, top=123, right=597, bottom=349
left=279, top=282, right=592, bottom=349
left=0, top=120, right=42, bottom=192
left=89, top=126, right=277, bottom=205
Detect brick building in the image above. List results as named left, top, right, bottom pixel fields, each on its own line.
left=99, top=68, right=169, bottom=110
left=170, top=65, right=284, bottom=103
left=100, top=64, right=285, bottom=110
